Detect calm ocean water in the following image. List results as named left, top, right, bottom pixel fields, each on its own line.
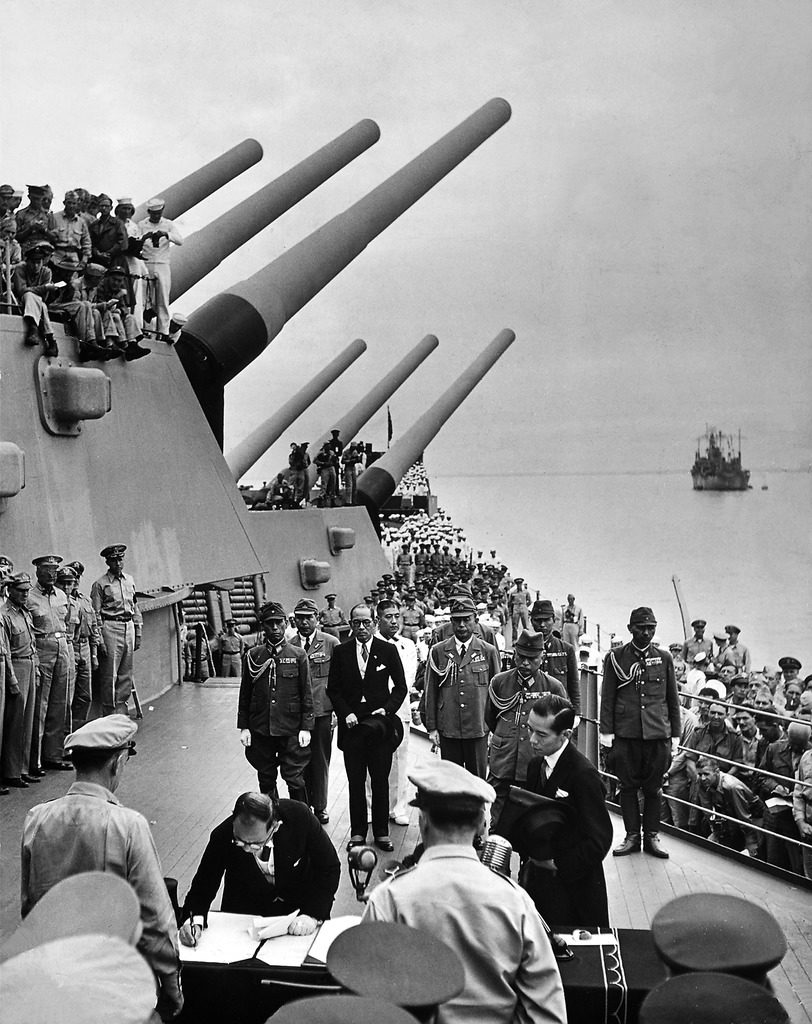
left=430, top=470, right=812, bottom=671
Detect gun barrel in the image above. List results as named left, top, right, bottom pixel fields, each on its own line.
left=225, top=338, right=367, bottom=481
left=133, top=139, right=263, bottom=222
left=356, top=328, right=515, bottom=511
left=299, top=334, right=439, bottom=488
left=181, top=98, right=511, bottom=386
left=171, top=120, right=380, bottom=301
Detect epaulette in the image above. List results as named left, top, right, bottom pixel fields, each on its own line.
left=383, top=862, right=418, bottom=883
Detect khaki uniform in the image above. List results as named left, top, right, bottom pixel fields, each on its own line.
left=71, top=591, right=100, bottom=728
left=0, top=601, right=38, bottom=778
left=291, top=630, right=338, bottom=814
left=90, top=570, right=142, bottom=715
left=28, top=583, right=73, bottom=766
left=218, top=631, right=244, bottom=677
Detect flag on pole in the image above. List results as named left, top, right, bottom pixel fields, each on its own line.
left=387, top=405, right=393, bottom=448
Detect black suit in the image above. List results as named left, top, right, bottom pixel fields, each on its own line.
left=521, top=742, right=613, bottom=928
left=326, top=636, right=406, bottom=838
left=181, top=800, right=340, bottom=923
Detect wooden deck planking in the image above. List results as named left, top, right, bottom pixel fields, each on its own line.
left=1, top=680, right=810, bottom=1023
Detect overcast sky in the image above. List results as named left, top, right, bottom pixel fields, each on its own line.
left=5, top=0, right=811, bottom=479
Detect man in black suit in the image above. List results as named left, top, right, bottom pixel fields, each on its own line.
left=179, top=791, right=340, bottom=941
left=520, top=693, right=613, bottom=927
left=326, top=602, right=407, bottom=852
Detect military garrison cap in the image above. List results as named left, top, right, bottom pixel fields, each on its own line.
left=530, top=599, right=556, bottom=618
left=258, top=601, right=286, bottom=622
left=514, top=629, right=546, bottom=657
left=639, top=973, right=788, bottom=1024
left=651, top=893, right=787, bottom=981
left=271, top=995, right=419, bottom=1024
left=327, top=923, right=464, bottom=1014
left=7, top=573, right=32, bottom=589
left=449, top=596, right=477, bottom=616
left=64, top=715, right=138, bottom=756
left=293, top=598, right=319, bottom=615
left=778, top=656, right=802, bottom=672
left=32, top=554, right=62, bottom=567
left=409, top=760, right=495, bottom=805
left=629, top=606, right=657, bottom=626
left=100, top=544, right=126, bottom=558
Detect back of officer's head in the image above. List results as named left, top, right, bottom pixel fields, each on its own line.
left=232, top=791, right=276, bottom=827
left=530, top=693, right=576, bottom=732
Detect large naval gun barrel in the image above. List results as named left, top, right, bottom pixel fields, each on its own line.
left=357, top=328, right=515, bottom=513
left=225, top=338, right=368, bottom=481
left=133, top=139, right=263, bottom=222
left=170, top=121, right=381, bottom=301
left=180, top=98, right=511, bottom=398
left=301, top=334, right=439, bottom=488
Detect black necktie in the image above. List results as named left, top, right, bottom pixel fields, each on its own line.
left=459, top=643, right=467, bottom=660
left=304, top=636, right=311, bottom=652
left=539, top=757, right=549, bottom=787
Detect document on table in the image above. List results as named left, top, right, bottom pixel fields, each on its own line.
left=249, top=910, right=299, bottom=940
left=565, top=929, right=620, bottom=947
left=178, top=912, right=260, bottom=964
left=254, top=931, right=318, bottom=968
left=306, top=916, right=363, bottom=964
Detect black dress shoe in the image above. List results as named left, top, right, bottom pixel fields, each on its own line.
left=374, top=836, right=394, bottom=852
left=0, top=786, right=9, bottom=795
left=315, top=811, right=329, bottom=825
left=612, top=833, right=641, bottom=857
left=43, top=760, right=73, bottom=771
left=346, top=835, right=366, bottom=851
left=643, top=833, right=669, bottom=859
left=21, top=774, right=40, bottom=784
left=3, top=778, right=29, bottom=788
left=28, top=768, right=47, bottom=777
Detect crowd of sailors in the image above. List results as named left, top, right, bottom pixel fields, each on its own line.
left=1, top=183, right=184, bottom=359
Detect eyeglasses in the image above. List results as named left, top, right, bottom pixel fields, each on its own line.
left=232, top=822, right=278, bottom=850
left=351, top=619, right=372, bottom=627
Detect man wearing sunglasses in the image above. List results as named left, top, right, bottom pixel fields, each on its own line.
left=180, top=791, right=340, bottom=943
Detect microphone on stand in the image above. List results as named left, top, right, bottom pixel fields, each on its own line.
left=479, top=834, right=513, bottom=877
left=347, top=845, right=378, bottom=902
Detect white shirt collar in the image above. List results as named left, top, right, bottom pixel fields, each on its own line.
left=543, top=738, right=569, bottom=773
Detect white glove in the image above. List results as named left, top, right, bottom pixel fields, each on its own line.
left=298, top=730, right=311, bottom=748
left=599, top=733, right=614, bottom=748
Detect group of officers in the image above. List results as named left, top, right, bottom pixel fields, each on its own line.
left=0, top=544, right=141, bottom=795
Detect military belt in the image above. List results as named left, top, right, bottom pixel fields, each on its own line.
left=102, top=613, right=133, bottom=621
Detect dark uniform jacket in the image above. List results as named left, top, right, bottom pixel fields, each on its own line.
left=237, top=641, right=314, bottom=736
left=431, top=619, right=497, bottom=648
left=599, top=641, right=681, bottom=740
left=757, top=738, right=804, bottom=800
left=486, top=668, right=567, bottom=782
left=423, top=635, right=501, bottom=739
left=326, top=636, right=407, bottom=750
left=182, top=801, right=340, bottom=923
left=526, top=743, right=613, bottom=882
left=290, top=630, right=338, bottom=717
left=684, top=723, right=744, bottom=771
left=542, top=636, right=580, bottom=713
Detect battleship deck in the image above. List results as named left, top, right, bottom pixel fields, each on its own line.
left=1, top=680, right=810, bottom=1023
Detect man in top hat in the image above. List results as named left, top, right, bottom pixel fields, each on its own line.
left=374, top=598, right=419, bottom=827
left=14, top=185, right=57, bottom=248
left=718, top=625, right=751, bottom=675
left=90, top=545, right=143, bottom=717
left=21, top=715, right=183, bottom=1020
left=600, top=606, right=681, bottom=858
left=11, top=241, right=59, bottom=356
left=363, top=759, right=567, bottom=1024
left=1, top=573, right=38, bottom=789
left=28, top=555, right=74, bottom=772
left=319, top=592, right=347, bottom=639
left=530, top=599, right=581, bottom=714
left=486, top=629, right=567, bottom=827
left=64, top=561, right=100, bottom=731
left=51, top=190, right=92, bottom=268
left=290, top=598, right=339, bottom=823
left=216, top=618, right=245, bottom=677
left=681, top=619, right=713, bottom=664
left=238, top=602, right=313, bottom=802
left=423, top=596, right=501, bottom=779
left=558, top=593, right=584, bottom=650
left=326, top=602, right=407, bottom=850
left=137, top=198, right=183, bottom=339
left=519, top=693, right=613, bottom=927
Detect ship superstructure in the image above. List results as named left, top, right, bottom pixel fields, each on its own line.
left=691, top=427, right=750, bottom=491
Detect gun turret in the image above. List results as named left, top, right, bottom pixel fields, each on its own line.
left=178, top=98, right=511, bottom=441
left=133, top=138, right=263, bottom=222
left=170, top=121, right=381, bottom=301
left=225, top=339, right=368, bottom=480
left=356, top=328, right=515, bottom=514
left=298, top=334, right=439, bottom=490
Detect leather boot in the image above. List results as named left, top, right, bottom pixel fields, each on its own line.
left=643, top=832, right=669, bottom=859
left=124, top=341, right=151, bottom=361
left=43, top=334, right=59, bottom=358
left=612, top=832, right=641, bottom=856
left=23, top=318, right=41, bottom=346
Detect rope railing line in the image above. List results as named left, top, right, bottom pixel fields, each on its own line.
left=598, top=768, right=809, bottom=851
left=684, top=691, right=810, bottom=727
left=676, top=744, right=807, bottom=787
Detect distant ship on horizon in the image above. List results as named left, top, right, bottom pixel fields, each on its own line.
left=691, top=427, right=750, bottom=491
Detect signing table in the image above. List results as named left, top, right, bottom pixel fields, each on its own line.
left=177, top=914, right=666, bottom=1024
